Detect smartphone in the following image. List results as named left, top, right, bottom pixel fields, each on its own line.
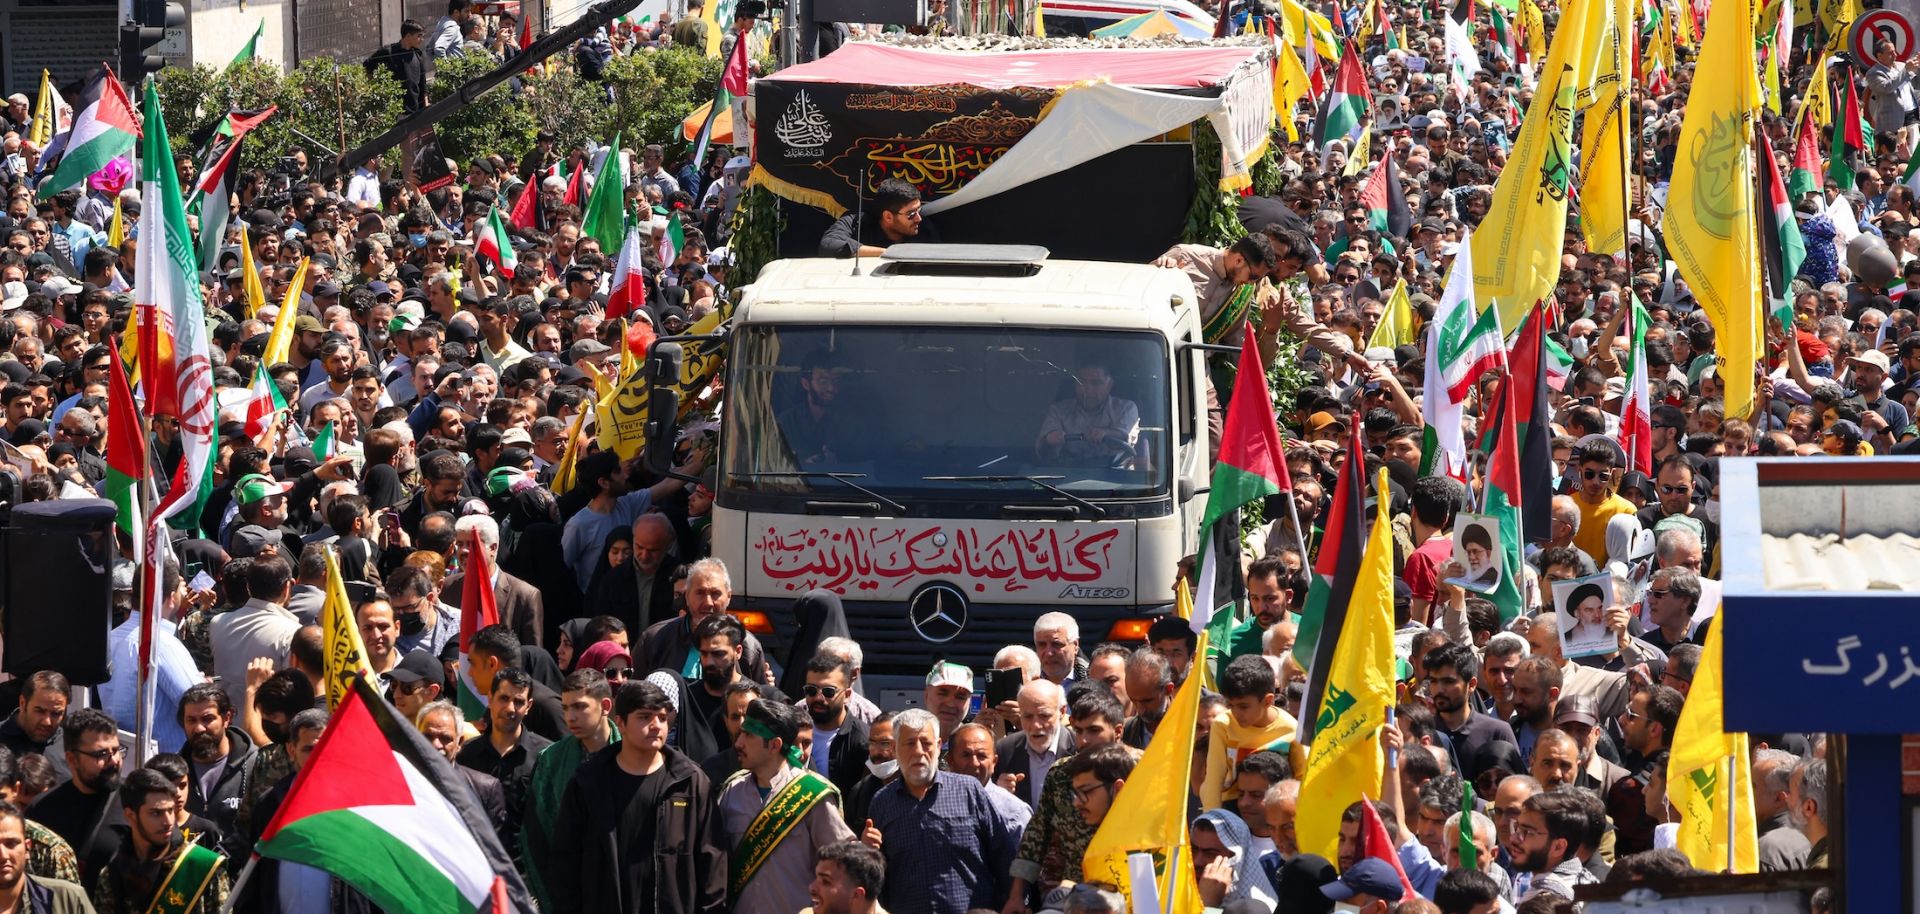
left=985, top=667, right=1025, bottom=706
left=381, top=513, right=401, bottom=532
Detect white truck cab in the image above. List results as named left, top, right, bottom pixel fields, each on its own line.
left=709, top=244, right=1214, bottom=702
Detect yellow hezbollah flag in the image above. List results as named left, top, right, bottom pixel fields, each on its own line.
left=1519, top=0, right=1548, bottom=63
left=235, top=225, right=269, bottom=320
left=1471, top=0, right=1602, bottom=332
left=1794, top=53, right=1829, bottom=133
left=1082, top=600, right=1206, bottom=911
left=1280, top=0, right=1340, bottom=60
left=702, top=0, right=723, bottom=56
left=260, top=257, right=310, bottom=366
left=1343, top=127, right=1372, bottom=178
left=1665, top=602, right=1759, bottom=872
left=107, top=196, right=124, bottom=249
left=1275, top=44, right=1313, bottom=143
left=1367, top=279, right=1417, bottom=349
left=1577, top=0, right=1633, bottom=260
left=28, top=70, right=57, bottom=148
left=319, top=548, right=377, bottom=712
left=598, top=307, right=729, bottom=459
left=549, top=399, right=593, bottom=496
left=1295, top=468, right=1398, bottom=863
left=1666, top=0, right=1763, bottom=420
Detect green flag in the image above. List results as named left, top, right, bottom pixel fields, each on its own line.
left=582, top=135, right=628, bottom=249
left=312, top=420, right=336, bottom=459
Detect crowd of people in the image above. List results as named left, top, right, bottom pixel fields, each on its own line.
left=0, top=0, right=1887, bottom=907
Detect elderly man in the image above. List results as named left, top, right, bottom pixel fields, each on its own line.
left=862, top=709, right=1017, bottom=914
left=1752, top=748, right=1813, bottom=872
left=443, top=514, right=544, bottom=648
left=633, top=557, right=773, bottom=683
left=946, top=723, right=1031, bottom=845
left=923, top=661, right=974, bottom=741
left=991, top=678, right=1070, bottom=811
left=1031, top=612, right=1083, bottom=685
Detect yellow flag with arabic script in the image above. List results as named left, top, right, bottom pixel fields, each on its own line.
left=319, top=548, right=377, bottom=712
left=549, top=398, right=593, bottom=496
left=1577, top=0, right=1633, bottom=260
left=1665, top=600, right=1759, bottom=872
left=1666, top=0, right=1763, bottom=420
left=1295, top=468, right=1398, bottom=863
left=1470, top=0, right=1602, bottom=333
left=1519, top=0, right=1548, bottom=63
left=1081, top=599, right=1205, bottom=912
left=1367, top=279, right=1417, bottom=349
left=1343, top=127, right=1372, bottom=178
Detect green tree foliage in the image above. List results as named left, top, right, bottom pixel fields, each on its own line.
left=155, top=59, right=405, bottom=173
left=427, top=53, right=539, bottom=166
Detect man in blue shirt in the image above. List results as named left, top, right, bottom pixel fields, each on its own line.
left=863, top=708, right=1017, bottom=914
left=102, top=558, right=203, bottom=757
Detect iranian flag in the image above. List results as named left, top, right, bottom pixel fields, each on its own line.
left=1192, top=327, right=1292, bottom=670
left=1478, top=353, right=1528, bottom=622
left=1320, top=41, right=1370, bottom=146
left=1304, top=26, right=1326, bottom=98
left=1788, top=119, right=1821, bottom=200
left=135, top=81, right=217, bottom=530
left=657, top=210, right=685, bottom=266
left=1618, top=300, right=1653, bottom=477
left=1295, top=421, right=1367, bottom=744
left=1420, top=231, right=1503, bottom=477
left=105, top=334, right=145, bottom=544
left=241, top=365, right=288, bottom=444
left=474, top=206, right=516, bottom=279
left=1759, top=142, right=1806, bottom=328
left=455, top=540, right=502, bottom=721
left=257, top=674, right=532, bottom=914
left=605, top=227, right=648, bottom=321
left=40, top=65, right=141, bottom=198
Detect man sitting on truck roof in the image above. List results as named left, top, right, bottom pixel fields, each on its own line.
left=819, top=178, right=940, bottom=258
left=1036, top=363, right=1140, bottom=467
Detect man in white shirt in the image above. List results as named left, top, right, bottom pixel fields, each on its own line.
left=429, top=0, right=474, bottom=59
left=102, top=558, right=205, bottom=755
left=209, top=554, right=302, bottom=713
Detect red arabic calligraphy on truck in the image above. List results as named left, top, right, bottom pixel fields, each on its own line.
left=756, top=524, right=1123, bottom=594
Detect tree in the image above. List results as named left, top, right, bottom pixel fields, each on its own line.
left=428, top=53, right=540, bottom=166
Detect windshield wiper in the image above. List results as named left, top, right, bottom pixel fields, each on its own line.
left=733, top=472, right=907, bottom=514
left=922, top=475, right=1108, bottom=520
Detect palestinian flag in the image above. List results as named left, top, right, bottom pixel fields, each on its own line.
left=1618, top=300, right=1653, bottom=477
left=475, top=206, right=517, bottom=279
left=257, top=674, right=532, bottom=914
left=40, top=65, right=141, bottom=199
left=190, top=107, right=276, bottom=275
left=605, top=227, right=648, bottom=321
left=692, top=27, right=752, bottom=171
left=136, top=81, right=217, bottom=532
left=456, top=539, right=503, bottom=721
left=1788, top=121, right=1822, bottom=200
left=1760, top=142, right=1806, bottom=328
left=1421, top=231, right=1503, bottom=478
left=1357, top=154, right=1413, bottom=238
left=1479, top=350, right=1528, bottom=621
left=105, top=335, right=145, bottom=542
left=1320, top=41, right=1370, bottom=146
left=1194, top=327, right=1292, bottom=677
left=562, top=156, right=586, bottom=207
left=1831, top=71, right=1870, bottom=192
left=1508, top=304, right=1555, bottom=545
left=1294, top=420, right=1367, bottom=744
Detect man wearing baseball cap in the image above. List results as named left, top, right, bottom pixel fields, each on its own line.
left=224, top=473, right=297, bottom=558
left=923, top=661, right=973, bottom=741
left=1845, top=348, right=1910, bottom=450
left=386, top=649, right=446, bottom=722
left=1319, top=857, right=1405, bottom=911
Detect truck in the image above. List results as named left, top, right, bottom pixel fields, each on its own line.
left=681, top=243, right=1216, bottom=702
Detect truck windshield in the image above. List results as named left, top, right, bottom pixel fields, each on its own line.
left=723, top=324, right=1172, bottom=499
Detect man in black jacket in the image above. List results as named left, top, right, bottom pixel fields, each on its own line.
left=177, top=683, right=259, bottom=860
left=800, top=652, right=869, bottom=795
left=817, top=178, right=938, bottom=258
left=548, top=680, right=725, bottom=914
left=365, top=20, right=429, bottom=113
left=466, top=625, right=568, bottom=742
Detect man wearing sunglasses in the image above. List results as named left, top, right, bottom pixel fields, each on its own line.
left=1634, top=455, right=1718, bottom=569
left=1567, top=437, right=1635, bottom=567
left=801, top=653, right=869, bottom=795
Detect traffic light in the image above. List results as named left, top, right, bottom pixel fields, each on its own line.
left=119, top=0, right=184, bottom=83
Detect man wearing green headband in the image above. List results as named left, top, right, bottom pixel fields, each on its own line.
left=718, top=699, right=853, bottom=913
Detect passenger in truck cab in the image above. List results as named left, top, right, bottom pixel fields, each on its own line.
left=778, top=350, right=860, bottom=467
left=1035, top=363, right=1140, bottom=467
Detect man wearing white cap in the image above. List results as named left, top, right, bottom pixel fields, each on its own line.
left=923, top=661, right=973, bottom=741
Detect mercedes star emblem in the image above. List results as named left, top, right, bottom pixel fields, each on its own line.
left=907, top=583, right=968, bottom=643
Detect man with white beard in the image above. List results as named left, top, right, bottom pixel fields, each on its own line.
left=860, top=709, right=1018, bottom=914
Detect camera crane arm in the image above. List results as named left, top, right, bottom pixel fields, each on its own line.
left=328, top=0, right=643, bottom=181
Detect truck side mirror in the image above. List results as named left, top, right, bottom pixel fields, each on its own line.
left=642, top=343, right=684, bottom=477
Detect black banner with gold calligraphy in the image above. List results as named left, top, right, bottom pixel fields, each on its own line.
left=753, top=80, right=1057, bottom=217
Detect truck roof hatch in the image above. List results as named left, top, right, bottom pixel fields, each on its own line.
left=875, top=243, right=1049, bottom=278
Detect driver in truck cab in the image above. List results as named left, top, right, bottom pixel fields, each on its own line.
left=1035, top=363, right=1140, bottom=466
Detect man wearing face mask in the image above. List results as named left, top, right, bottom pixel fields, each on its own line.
left=384, top=565, right=459, bottom=659
left=843, top=712, right=898, bottom=830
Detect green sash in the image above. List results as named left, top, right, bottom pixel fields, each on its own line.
left=144, top=841, right=225, bottom=914
left=1202, top=282, right=1259, bottom=344
left=727, top=769, right=837, bottom=901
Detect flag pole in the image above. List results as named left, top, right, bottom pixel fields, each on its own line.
left=1724, top=752, right=1736, bottom=873
left=219, top=855, right=261, bottom=914
left=1284, top=488, right=1310, bottom=561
